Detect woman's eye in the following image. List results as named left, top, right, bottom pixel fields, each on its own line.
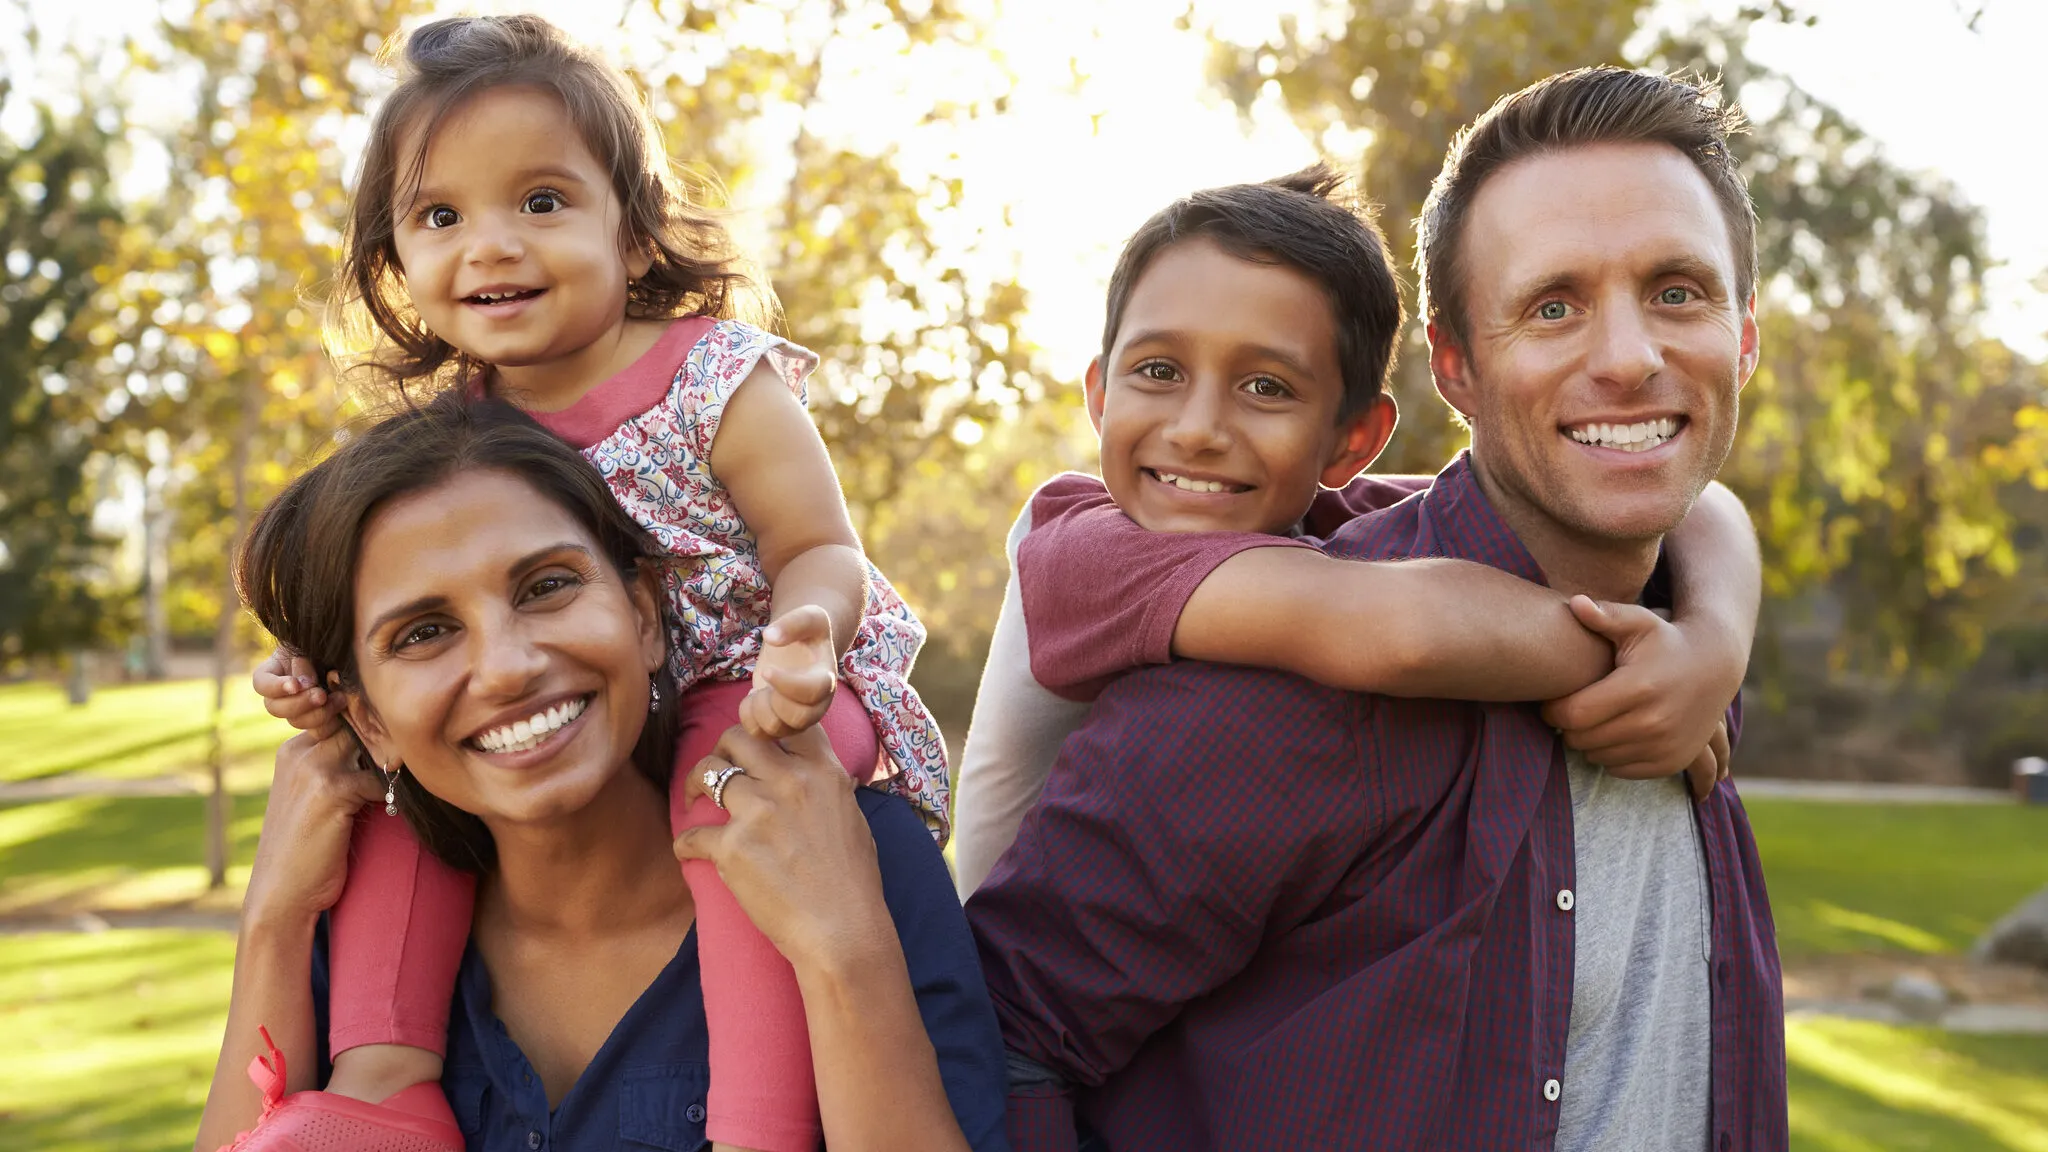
left=1537, top=300, right=1570, bottom=321
left=523, top=190, right=563, bottom=214
left=1244, top=376, right=1290, bottom=399
left=525, top=574, right=579, bottom=601
left=423, top=205, right=459, bottom=229
left=1658, top=286, right=1695, bottom=305
left=395, top=622, right=444, bottom=649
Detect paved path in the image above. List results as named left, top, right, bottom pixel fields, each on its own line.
left=0, top=908, right=239, bottom=935
left=1786, top=998, right=2048, bottom=1034
left=0, top=774, right=202, bottom=800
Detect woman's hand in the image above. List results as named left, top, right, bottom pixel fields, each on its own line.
left=671, top=724, right=890, bottom=972
left=1541, top=596, right=1738, bottom=791
left=243, top=715, right=386, bottom=929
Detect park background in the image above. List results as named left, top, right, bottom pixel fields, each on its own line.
left=3, top=0, right=2047, bottom=1148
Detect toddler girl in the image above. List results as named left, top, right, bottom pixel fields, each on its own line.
left=232, top=15, right=944, bottom=1152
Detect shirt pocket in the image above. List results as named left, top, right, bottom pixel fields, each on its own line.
left=441, top=1064, right=492, bottom=1140
left=618, top=1061, right=711, bottom=1151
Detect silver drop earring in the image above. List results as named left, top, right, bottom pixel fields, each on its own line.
left=382, top=762, right=400, bottom=816
left=649, top=677, right=662, bottom=713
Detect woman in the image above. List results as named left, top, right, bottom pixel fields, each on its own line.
left=197, top=396, right=1007, bottom=1151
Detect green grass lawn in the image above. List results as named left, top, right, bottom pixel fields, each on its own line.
left=0, top=679, right=292, bottom=785
left=5, top=679, right=2048, bottom=1151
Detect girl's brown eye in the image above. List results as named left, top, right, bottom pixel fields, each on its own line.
left=425, top=206, right=459, bottom=229
left=523, top=191, right=563, bottom=214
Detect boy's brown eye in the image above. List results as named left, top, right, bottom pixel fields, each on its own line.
left=1245, top=377, right=1288, bottom=398
left=1138, top=362, right=1175, bottom=381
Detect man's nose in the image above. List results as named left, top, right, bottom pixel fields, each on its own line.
left=1161, top=382, right=1233, bottom=454
left=1585, top=299, right=1663, bottom=390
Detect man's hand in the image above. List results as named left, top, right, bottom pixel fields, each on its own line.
left=1542, top=596, right=1735, bottom=792
left=743, top=604, right=838, bottom=739
left=252, top=646, right=347, bottom=731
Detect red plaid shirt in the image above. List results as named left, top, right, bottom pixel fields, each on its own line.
left=967, top=455, right=1786, bottom=1152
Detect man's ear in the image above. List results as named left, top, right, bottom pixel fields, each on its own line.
left=1083, top=356, right=1107, bottom=437
left=1736, top=292, right=1760, bottom=391
left=1320, top=393, right=1399, bottom=487
left=631, top=563, right=667, bottom=675
left=332, top=670, right=390, bottom=768
left=1428, top=322, right=1479, bottom=425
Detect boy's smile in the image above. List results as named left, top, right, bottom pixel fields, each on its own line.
left=1088, top=236, right=1392, bottom=535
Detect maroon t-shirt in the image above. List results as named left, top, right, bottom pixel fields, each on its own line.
left=1015, top=472, right=1430, bottom=701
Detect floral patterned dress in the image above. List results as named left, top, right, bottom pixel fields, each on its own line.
left=557, top=316, right=950, bottom=840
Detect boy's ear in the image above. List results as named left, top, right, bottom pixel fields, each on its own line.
left=1428, top=322, right=1479, bottom=424
left=1083, top=356, right=1107, bottom=437
left=1320, top=393, right=1399, bottom=488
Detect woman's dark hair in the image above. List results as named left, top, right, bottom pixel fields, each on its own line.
left=1099, top=162, right=1405, bottom=422
left=237, top=395, right=680, bottom=873
left=330, top=13, right=772, bottom=396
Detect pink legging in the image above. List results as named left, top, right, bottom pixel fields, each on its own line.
left=326, top=678, right=881, bottom=1152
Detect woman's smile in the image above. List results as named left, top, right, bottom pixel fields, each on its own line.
left=464, top=690, right=598, bottom=761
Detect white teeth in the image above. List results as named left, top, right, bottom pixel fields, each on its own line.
left=471, top=290, right=529, bottom=303
left=1567, top=418, right=1680, bottom=453
left=1153, top=470, right=1234, bottom=494
left=474, top=695, right=589, bottom=753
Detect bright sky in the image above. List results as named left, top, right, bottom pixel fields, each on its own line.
left=6, top=0, right=2044, bottom=370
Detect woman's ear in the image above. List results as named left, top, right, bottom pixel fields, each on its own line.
left=630, top=563, right=668, bottom=674
left=331, top=670, right=391, bottom=768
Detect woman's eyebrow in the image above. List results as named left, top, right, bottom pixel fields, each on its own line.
left=360, top=543, right=594, bottom=640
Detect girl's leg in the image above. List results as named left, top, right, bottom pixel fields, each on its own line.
left=325, top=805, right=476, bottom=1102
left=673, top=679, right=881, bottom=1152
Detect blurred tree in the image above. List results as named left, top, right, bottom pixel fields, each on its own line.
left=1209, top=0, right=2048, bottom=680
left=0, top=84, right=124, bottom=667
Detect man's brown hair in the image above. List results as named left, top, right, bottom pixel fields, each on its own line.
left=1416, top=66, right=1756, bottom=347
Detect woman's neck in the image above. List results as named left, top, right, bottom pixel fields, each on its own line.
left=476, top=762, right=687, bottom=940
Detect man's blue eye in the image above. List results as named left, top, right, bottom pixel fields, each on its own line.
left=1659, top=287, right=1693, bottom=305
left=1538, top=301, right=1569, bottom=321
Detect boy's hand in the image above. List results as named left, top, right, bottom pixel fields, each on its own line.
left=1684, top=718, right=1733, bottom=803
left=743, top=604, right=837, bottom=739
left=252, top=646, right=346, bottom=732
left=1541, top=596, right=1733, bottom=781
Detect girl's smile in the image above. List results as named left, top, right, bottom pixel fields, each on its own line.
left=389, top=85, right=661, bottom=410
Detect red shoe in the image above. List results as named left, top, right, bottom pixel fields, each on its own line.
left=219, top=1027, right=465, bottom=1152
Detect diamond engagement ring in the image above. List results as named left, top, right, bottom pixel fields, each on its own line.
left=704, top=764, right=748, bottom=810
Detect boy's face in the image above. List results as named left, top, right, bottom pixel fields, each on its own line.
left=1088, top=237, right=1394, bottom=535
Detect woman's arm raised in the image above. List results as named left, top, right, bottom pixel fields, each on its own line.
left=674, top=725, right=994, bottom=1152
left=194, top=720, right=385, bottom=1150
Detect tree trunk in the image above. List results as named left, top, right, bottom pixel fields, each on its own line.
left=142, top=459, right=171, bottom=680
left=206, top=375, right=258, bottom=890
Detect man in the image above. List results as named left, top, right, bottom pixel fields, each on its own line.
left=966, top=67, right=1786, bottom=1151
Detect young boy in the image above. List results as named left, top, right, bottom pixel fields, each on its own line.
left=951, top=164, right=1754, bottom=894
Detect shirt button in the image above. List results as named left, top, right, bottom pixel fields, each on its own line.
left=1556, top=888, right=1575, bottom=912
left=1543, top=1078, right=1561, bottom=1102
left=526, top=1131, right=542, bottom=1150
left=686, top=1103, right=707, bottom=1123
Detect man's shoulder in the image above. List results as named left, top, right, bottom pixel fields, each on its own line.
left=1321, top=486, right=1431, bottom=561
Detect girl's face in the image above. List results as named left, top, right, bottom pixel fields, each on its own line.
left=344, top=468, right=666, bottom=830
left=389, top=85, right=654, bottom=405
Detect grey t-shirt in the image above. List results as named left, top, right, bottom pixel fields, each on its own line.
left=1554, top=751, right=1714, bottom=1152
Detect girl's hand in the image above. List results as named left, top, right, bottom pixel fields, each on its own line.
left=744, top=604, right=838, bottom=739
left=252, top=646, right=347, bottom=731
left=242, top=716, right=385, bottom=929
left=1541, top=596, right=1737, bottom=783
left=672, top=724, right=889, bottom=971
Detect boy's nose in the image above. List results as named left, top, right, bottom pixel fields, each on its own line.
left=1161, top=385, right=1232, bottom=453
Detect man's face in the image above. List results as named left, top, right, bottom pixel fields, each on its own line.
left=1088, top=237, right=1394, bottom=535
left=1432, top=141, right=1758, bottom=546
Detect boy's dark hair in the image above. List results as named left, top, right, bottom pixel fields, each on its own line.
left=332, top=14, right=770, bottom=394
left=237, top=395, right=680, bottom=874
left=1099, top=163, right=1404, bottom=421
left=1418, top=66, right=1755, bottom=348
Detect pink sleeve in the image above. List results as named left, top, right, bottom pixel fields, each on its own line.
left=1015, top=474, right=1317, bottom=702
left=1301, top=473, right=1431, bottom=538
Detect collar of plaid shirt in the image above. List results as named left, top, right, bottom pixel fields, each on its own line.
left=969, top=453, right=1787, bottom=1152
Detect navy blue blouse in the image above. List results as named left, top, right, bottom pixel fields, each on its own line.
left=315, top=789, right=1010, bottom=1151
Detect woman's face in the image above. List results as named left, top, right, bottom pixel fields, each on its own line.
left=344, top=468, right=665, bottom=828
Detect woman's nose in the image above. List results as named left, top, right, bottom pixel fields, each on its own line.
left=470, top=622, right=548, bottom=698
